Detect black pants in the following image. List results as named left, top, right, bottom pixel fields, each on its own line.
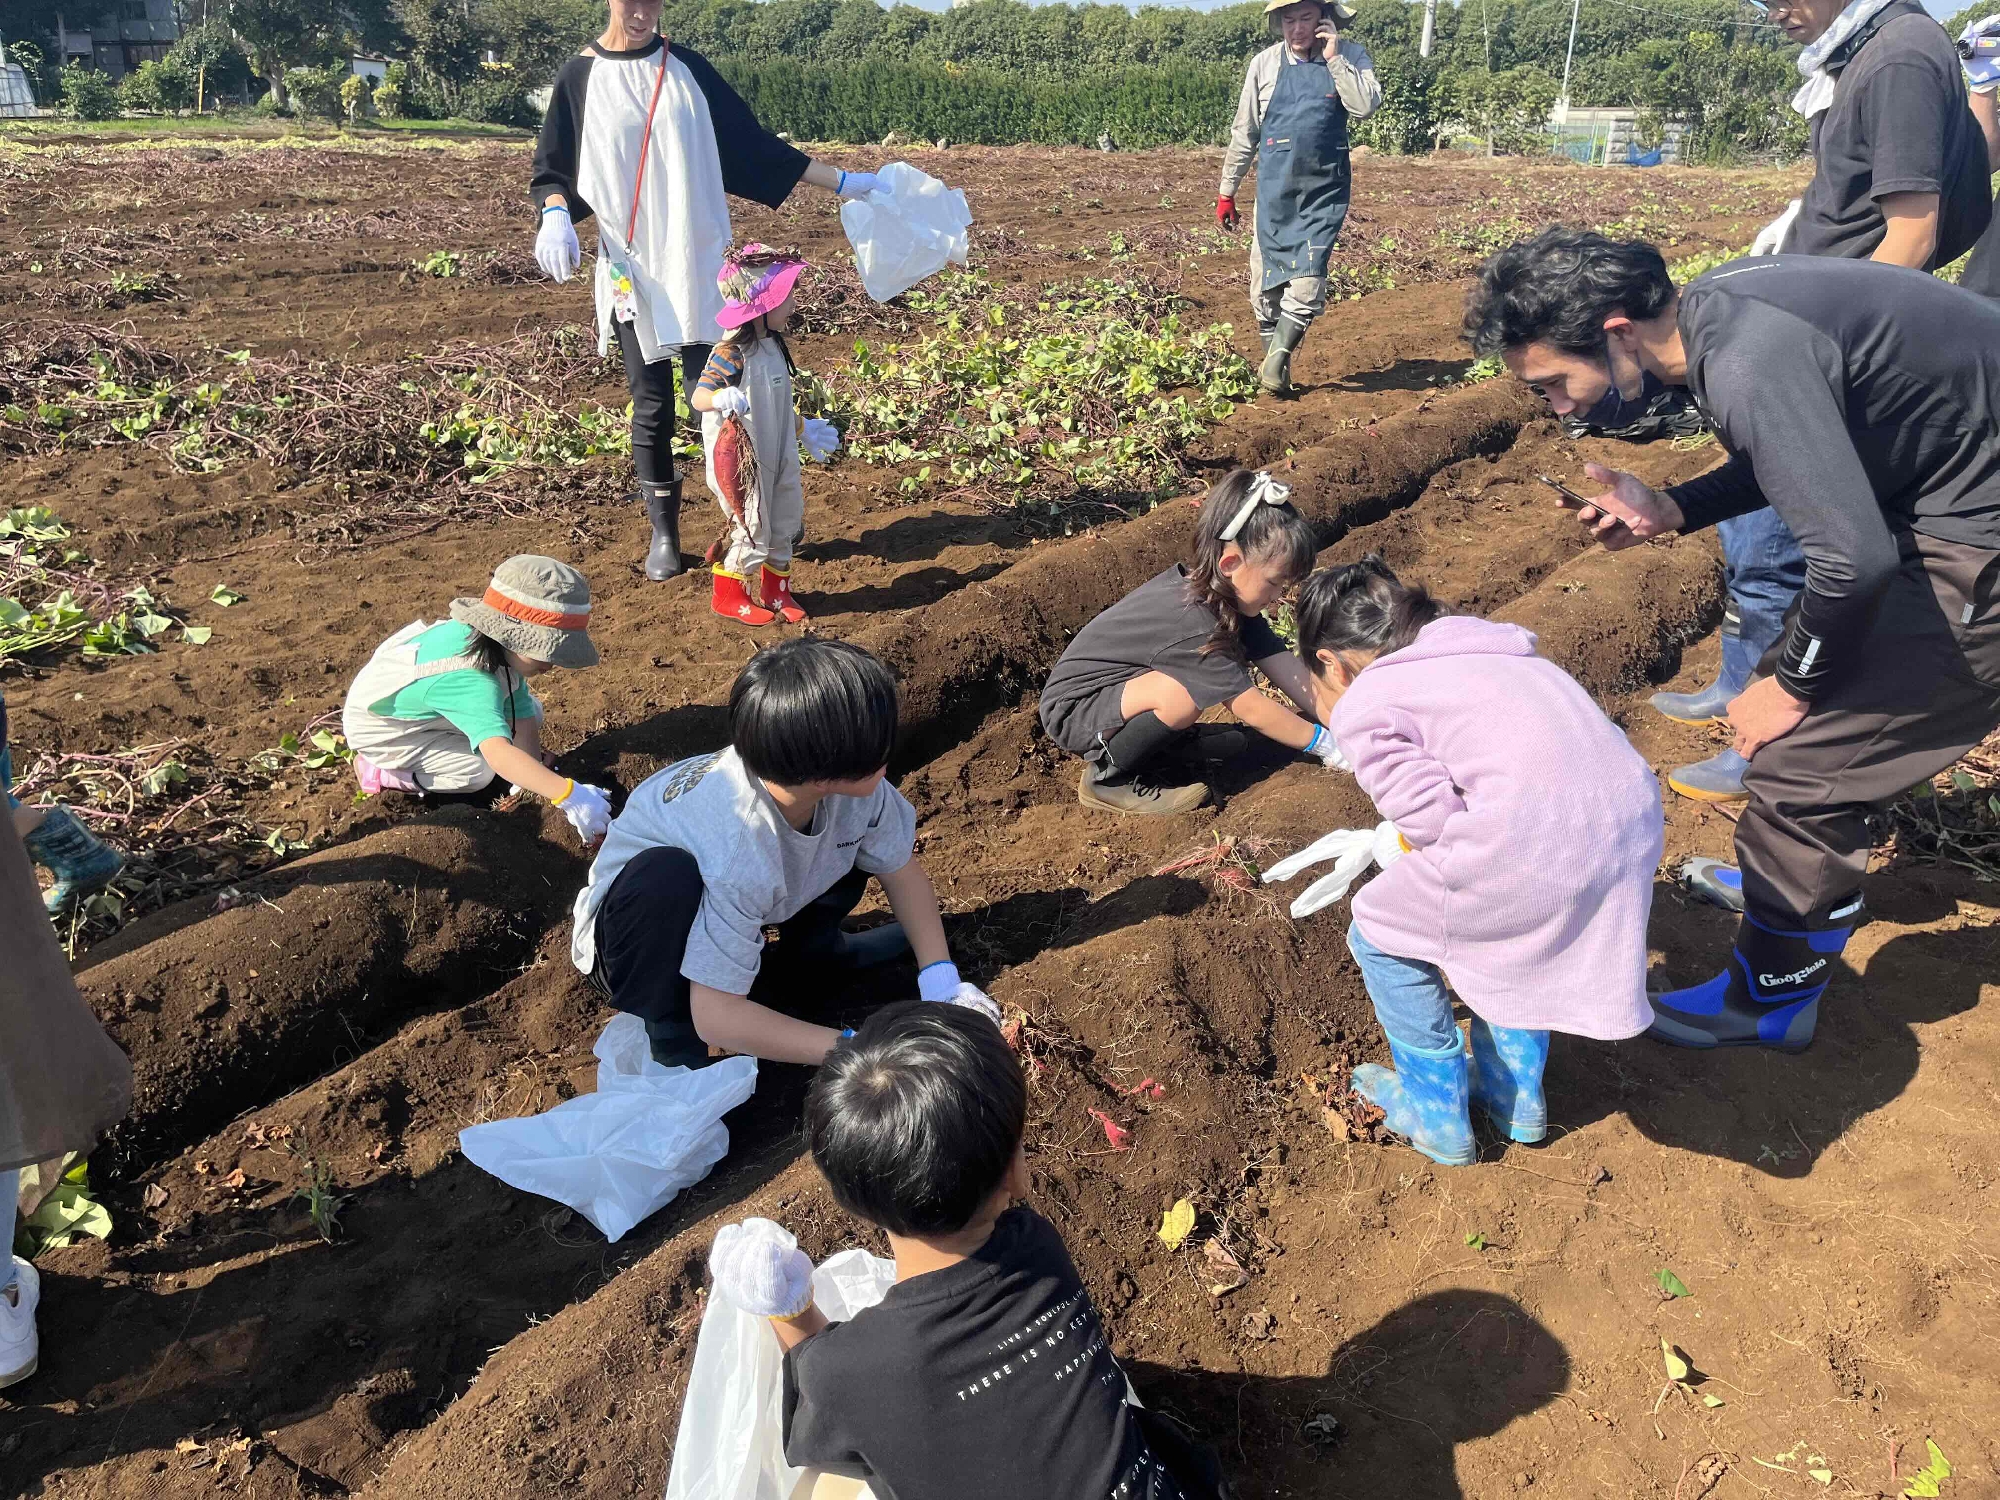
left=615, top=319, right=709, bottom=486
left=589, top=846, right=869, bottom=1067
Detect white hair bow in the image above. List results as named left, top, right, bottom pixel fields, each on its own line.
left=1220, top=471, right=1294, bottom=541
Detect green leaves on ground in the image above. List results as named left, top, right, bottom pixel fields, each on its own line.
left=1903, top=1439, right=1953, bottom=1497
left=1654, top=1268, right=1690, bottom=1298
left=209, top=584, right=246, bottom=607
left=15, top=1158, right=113, bottom=1257
left=826, top=270, right=1255, bottom=513
left=1464, top=1231, right=1487, bottom=1251
left=1660, top=1338, right=1691, bottom=1381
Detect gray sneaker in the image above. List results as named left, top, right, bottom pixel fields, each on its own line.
left=1077, top=764, right=1209, bottom=816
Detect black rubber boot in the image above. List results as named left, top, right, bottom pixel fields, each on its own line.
left=1079, top=711, right=1210, bottom=816
left=1258, top=314, right=1308, bottom=398
left=641, top=479, right=685, bottom=582
left=1646, top=895, right=1863, bottom=1052
left=1256, top=319, right=1277, bottom=356
left=1161, top=724, right=1251, bottom=767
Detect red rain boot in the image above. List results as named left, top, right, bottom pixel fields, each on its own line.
left=760, top=564, right=808, bottom=624
left=711, top=568, right=775, bottom=626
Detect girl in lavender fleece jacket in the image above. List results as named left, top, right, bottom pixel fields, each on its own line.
left=1294, top=557, right=1663, bottom=1165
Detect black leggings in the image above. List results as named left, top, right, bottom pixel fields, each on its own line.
left=615, top=319, right=710, bottom=486
left=589, top=846, right=869, bottom=1066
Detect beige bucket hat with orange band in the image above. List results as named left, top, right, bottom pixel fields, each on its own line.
left=449, top=554, right=599, bottom=669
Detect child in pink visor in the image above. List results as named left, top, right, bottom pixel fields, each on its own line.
left=691, top=243, right=841, bottom=627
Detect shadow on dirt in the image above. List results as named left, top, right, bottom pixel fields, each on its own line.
left=1129, top=1289, right=1570, bottom=1498
left=1561, top=878, right=1997, bottom=1179
left=1334, top=357, right=1479, bottom=394
left=802, top=509, right=1029, bottom=567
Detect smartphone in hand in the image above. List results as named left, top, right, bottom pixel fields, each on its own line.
left=1539, top=473, right=1629, bottom=532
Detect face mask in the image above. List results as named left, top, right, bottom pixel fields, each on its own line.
left=1575, top=366, right=1664, bottom=429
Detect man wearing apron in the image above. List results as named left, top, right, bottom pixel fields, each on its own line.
left=1217, top=0, right=1381, bottom=398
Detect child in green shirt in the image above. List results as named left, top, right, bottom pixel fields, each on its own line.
left=341, top=555, right=613, bottom=845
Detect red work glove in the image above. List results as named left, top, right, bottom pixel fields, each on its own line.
left=1217, top=196, right=1240, bottom=232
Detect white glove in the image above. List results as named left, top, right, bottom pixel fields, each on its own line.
left=1304, top=724, right=1350, bottom=771
left=1750, top=199, right=1801, bottom=257
left=1962, top=14, right=2000, bottom=89
left=916, top=962, right=1002, bottom=1023
left=1263, top=820, right=1406, bottom=919
left=1370, top=820, right=1410, bottom=870
left=802, top=416, right=841, bottom=462
left=709, top=1218, right=815, bottom=1319
left=556, top=782, right=612, bottom=845
left=710, top=385, right=750, bottom=420
left=836, top=169, right=885, bottom=200
left=536, top=206, right=581, bottom=282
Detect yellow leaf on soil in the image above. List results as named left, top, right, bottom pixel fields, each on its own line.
left=1159, top=1198, right=1196, bottom=1250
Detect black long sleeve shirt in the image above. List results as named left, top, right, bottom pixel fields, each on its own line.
left=1667, top=255, right=2000, bottom=698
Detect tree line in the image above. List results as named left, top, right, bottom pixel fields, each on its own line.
left=4, top=0, right=1988, bottom=158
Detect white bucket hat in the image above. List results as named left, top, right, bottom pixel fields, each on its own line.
left=449, top=554, right=599, bottom=669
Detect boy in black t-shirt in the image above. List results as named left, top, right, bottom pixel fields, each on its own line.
left=706, top=1004, right=1228, bottom=1500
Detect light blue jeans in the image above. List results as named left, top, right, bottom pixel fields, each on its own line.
left=1346, top=921, right=1458, bottom=1052
left=2, top=1167, right=17, bottom=1284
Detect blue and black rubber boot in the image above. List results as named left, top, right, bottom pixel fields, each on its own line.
left=22, top=806, right=124, bottom=916
left=1646, top=894, right=1863, bottom=1053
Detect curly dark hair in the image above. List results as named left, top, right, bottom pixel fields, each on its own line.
left=1462, top=227, right=1675, bottom=358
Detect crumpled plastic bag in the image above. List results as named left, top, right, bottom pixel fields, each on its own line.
left=458, top=1014, right=757, bottom=1243
left=664, top=1240, right=895, bottom=1500
left=1263, top=821, right=1406, bottom=918
left=840, top=161, right=972, bottom=304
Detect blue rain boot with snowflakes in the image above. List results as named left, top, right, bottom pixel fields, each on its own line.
left=1466, top=1017, right=1550, bottom=1144
left=1351, top=1035, right=1476, bottom=1167
left=1647, top=896, right=1861, bottom=1053
left=22, top=806, right=123, bottom=915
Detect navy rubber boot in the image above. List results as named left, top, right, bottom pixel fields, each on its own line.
left=1650, top=605, right=1757, bottom=725
left=1351, top=1035, right=1477, bottom=1166
left=1467, top=1018, right=1550, bottom=1143
left=22, top=806, right=124, bottom=915
left=1666, top=747, right=1749, bottom=803
left=1647, top=897, right=1862, bottom=1052
left=1681, top=857, right=1746, bottom=914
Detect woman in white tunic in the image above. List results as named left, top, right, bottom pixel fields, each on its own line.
left=529, top=0, right=881, bottom=582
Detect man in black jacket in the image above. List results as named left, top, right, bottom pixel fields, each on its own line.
left=1642, top=0, right=1990, bottom=806
left=1465, top=230, right=2000, bottom=1053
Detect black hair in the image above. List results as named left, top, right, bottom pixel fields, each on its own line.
left=464, top=628, right=521, bottom=740
left=730, top=637, right=899, bottom=784
left=1294, top=554, right=1445, bottom=671
left=805, top=1002, right=1027, bottom=1238
left=1184, top=468, right=1318, bottom=660
left=1462, top=228, right=1676, bottom=359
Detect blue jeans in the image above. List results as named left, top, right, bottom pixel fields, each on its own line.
left=1347, top=921, right=1458, bottom=1053
left=1717, top=507, right=1806, bottom=684
left=2, top=1167, right=17, bottom=1280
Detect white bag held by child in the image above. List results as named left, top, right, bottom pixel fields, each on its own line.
left=458, top=1014, right=756, bottom=1243
left=840, top=161, right=972, bottom=304
left=664, top=1239, right=896, bottom=1500
left=1263, top=820, right=1407, bottom=918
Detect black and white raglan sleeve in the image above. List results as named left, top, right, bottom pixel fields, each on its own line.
left=676, top=46, right=811, bottom=209
left=531, top=54, right=597, bottom=223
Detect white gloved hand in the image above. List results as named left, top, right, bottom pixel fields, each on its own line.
left=1304, top=724, right=1350, bottom=771
left=802, top=416, right=841, bottom=462
left=941, top=981, right=1002, bottom=1025
left=535, top=206, right=581, bottom=283
left=1370, top=820, right=1409, bottom=870
left=709, top=385, right=750, bottom=420
left=1750, top=199, right=1801, bottom=257
left=556, top=782, right=613, bottom=845
left=709, top=1218, right=815, bottom=1318
left=836, top=169, right=885, bottom=200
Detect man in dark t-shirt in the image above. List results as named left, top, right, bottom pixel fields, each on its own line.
left=1647, top=0, right=1992, bottom=807
left=706, top=1005, right=1228, bottom=1500
left=1467, top=231, right=2000, bottom=1054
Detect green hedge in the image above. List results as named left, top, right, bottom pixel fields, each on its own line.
left=712, top=58, right=1240, bottom=147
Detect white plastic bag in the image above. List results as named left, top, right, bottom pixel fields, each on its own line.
left=458, top=1015, right=757, bottom=1242
left=664, top=1241, right=896, bottom=1500
left=840, top=161, right=972, bottom=304
left=1263, top=820, right=1406, bottom=918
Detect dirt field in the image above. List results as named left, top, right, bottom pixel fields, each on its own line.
left=3, top=132, right=1997, bottom=1500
